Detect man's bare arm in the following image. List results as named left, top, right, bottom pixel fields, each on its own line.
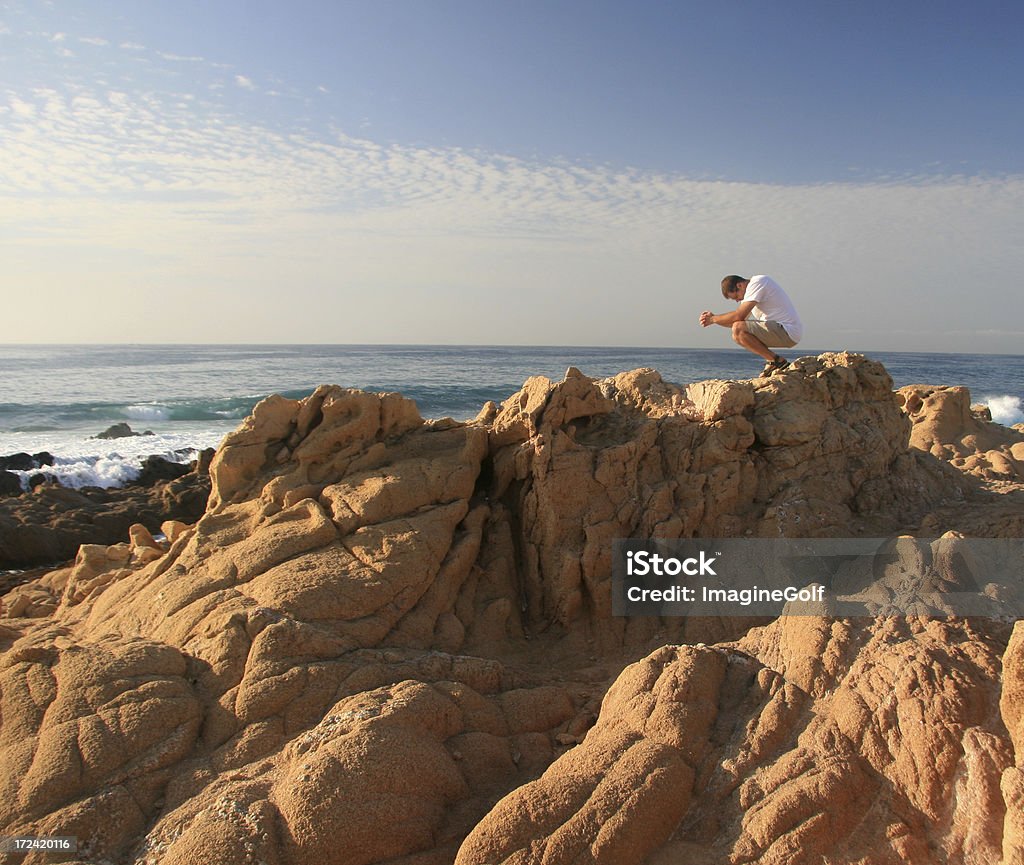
left=700, top=300, right=756, bottom=327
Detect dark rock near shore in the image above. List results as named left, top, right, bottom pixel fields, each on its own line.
left=0, top=442, right=216, bottom=565
left=0, top=451, right=54, bottom=471
left=95, top=422, right=154, bottom=439
left=0, top=464, right=211, bottom=569
left=134, top=454, right=191, bottom=486
left=0, top=452, right=56, bottom=497
left=0, top=454, right=34, bottom=471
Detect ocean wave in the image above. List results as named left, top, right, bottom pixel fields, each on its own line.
left=1, top=428, right=226, bottom=490
left=8, top=454, right=147, bottom=491
left=1, top=396, right=260, bottom=429
left=126, top=404, right=172, bottom=422
left=983, top=395, right=1024, bottom=426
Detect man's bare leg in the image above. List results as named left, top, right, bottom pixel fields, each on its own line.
left=731, top=321, right=781, bottom=362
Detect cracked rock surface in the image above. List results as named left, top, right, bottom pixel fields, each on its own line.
left=2, top=353, right=1023, bottom=864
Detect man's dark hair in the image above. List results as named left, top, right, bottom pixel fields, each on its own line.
left=721, top=275, right=747, bottom=298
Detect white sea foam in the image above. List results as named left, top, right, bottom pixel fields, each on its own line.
left=982, top=395, right=1024, bottom=427
left=1, top=425, right=229, bottom=490
left=34, top=456, right=143, bottom=489
left=8, top=450, right=180, bottom=491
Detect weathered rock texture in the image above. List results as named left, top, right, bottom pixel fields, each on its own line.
left=460, top=616, right=1019, bottom=865
left=1, top=353, right=1021, bottom=865
left=898, top=384, right=1024, bottom=483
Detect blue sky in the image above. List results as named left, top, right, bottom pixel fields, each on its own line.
left=2, top=0, right=1023, bottom=351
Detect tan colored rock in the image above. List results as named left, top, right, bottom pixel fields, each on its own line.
left=457, top=644, right=727, bottom=865
left=61, top=542, right=134, bottom=606
left=898, top=383, right=1024, bottom=481
left=1003, top=622, right=1024, bottom=864
left=161, top=519, right=191, bottom=544
left=2, top=355, right=1020, bottom=864
left=1005, top=621, right=1024, bottom=755
left=685, top=377, right=755, bottom=421
left=602, top=367, right=689, bottom=417
left=461, top=616, right=1014, bottom=865
left=0, top=635, right=201, bottom=858
left=129, top=522, right=162, bottom=550
left=4, top=588, right=59, bottom=618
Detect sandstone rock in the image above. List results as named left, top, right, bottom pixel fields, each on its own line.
left=898, top=384, right=1024, bottom=482
left=685, top=377, right=755, bottom=421
left=161, top=519, right=192, bottom=544
left=129, top=522, right=162, bottom=550
left=62, top=543, right=134, bottom=606
left=0, top=635, right=202, bottom=859
left=461, top=617, right=1015, bottom=865
left=600, top=367, right=689, bottom=418
left=1005, top=621, right=1024, bottom=755
left=3, top=586, right=59, bottom=618
left=1004, top=622, right=1024, bottom=864
left=1, top=356, right=1020, bottom=864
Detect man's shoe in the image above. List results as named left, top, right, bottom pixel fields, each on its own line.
left=760, top=356, right=790, bottom=377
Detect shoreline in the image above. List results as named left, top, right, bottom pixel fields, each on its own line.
left=4, top=346, right=1023, bottom=450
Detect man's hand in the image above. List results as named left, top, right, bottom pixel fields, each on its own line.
left=699, top=310, right=715, bottom=328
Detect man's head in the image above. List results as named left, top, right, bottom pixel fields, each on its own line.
left=721, top=275, right=748, bottom=301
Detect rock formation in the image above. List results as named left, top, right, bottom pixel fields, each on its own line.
left=899, top=384, right=1024, bottom=483
left=1, top=353, right=1022, bottom=864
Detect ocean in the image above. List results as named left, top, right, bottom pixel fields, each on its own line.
left=1, top=344, right=1023, bottom=490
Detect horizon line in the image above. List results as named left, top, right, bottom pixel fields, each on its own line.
left=0, top=342, right=1022, bottom=360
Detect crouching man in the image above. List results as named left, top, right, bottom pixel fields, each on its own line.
left=699, top=274, right=803, bottom=376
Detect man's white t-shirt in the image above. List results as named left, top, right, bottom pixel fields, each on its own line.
left=743, top=275, right=803, bottom=343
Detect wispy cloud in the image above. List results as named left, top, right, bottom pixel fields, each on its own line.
left=235, top=74, right=255, bottom=90
left=159, top=51, right=204, bottom=63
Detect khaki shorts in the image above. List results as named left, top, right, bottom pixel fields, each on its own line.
left=744, top=320, right=797, bottom=349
